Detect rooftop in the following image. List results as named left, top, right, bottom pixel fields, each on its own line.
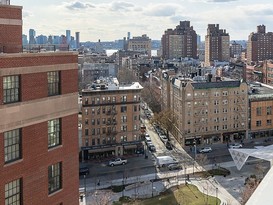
left=249, top=82, right=273, bottom=101
left=82, top=77, right=143, bottom=92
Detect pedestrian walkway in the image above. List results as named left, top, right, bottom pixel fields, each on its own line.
left=79, top=162, right=241, bottom=205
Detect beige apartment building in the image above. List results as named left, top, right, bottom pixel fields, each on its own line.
left=161, top=73, right=248, bottom=146
left=81, top=78, right=143, bottom=160
left=127, top=34, right=152, bottom=57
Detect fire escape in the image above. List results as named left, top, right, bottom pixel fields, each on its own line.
left=106, top=105, right=117, bottom=144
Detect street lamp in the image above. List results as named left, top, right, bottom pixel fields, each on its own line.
left=216, top=187, right=218, bottom=205
left=84, top=174, right=86, bottom=197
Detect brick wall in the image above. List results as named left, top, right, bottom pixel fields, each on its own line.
left=0, top=114, right=79, bottom=205
left=0, top=6, right=22, bottom=19
left=0, top=6, right=22, bottom=53
left=61, top=69, right=78, bottom=95
left=21, top=72, right=48, bottom=101
left=0, top=54, right=78, bottom=69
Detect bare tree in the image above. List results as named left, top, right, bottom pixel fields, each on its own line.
left=151, top=109, right=177, bottom=140
left=241, top=177, right=260, bottom=204
left=255, top=161, right=266, bottom=179
left=118, top=65, right=137, bottom=84
left=141, top=81, right=161, bottom=113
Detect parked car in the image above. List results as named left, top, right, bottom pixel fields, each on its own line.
left=168, top=163, right=182, bottom=170
left=148, top=144, right=156, bottom=152
left=108, top=158, right=127, bottom=166
left=229, top=143, right=242, bottom=149
left=159, top=135, right=168, bottom=143
left=165, top=141, right=173, bottom=150
left=199, top=147, right=212, bottom=153
left=79, top=166, right=89, bottom=176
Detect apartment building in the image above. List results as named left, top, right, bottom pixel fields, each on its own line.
left=205, top=24, right=230, bottom=66
left=0, top=3, right=79, bottom=205
left=230, top=41, right=242, bottom=58
left=81, top=78, right=143, bottom=160
left=249, top=83, right=273, bottom=138
left=247, top=25, right=273, bottom=64
left=126, top=34, right=152, bottom=57
left=161, top=21, right=197, bottom=60
left=262, top=60, right=273, bottom=85
left=161, top=73, right=248, bottom=146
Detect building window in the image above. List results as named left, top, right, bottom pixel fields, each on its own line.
left=48, top=71, right=60, bottom=96
left=5, top=178, right=22, bottom=205
left=267, top=119, right=272, bottom=125
left=121, top=96, right=127, bottom=102
left=48, top=162, right=62, bottom=194
left=256, top=107, right=262, bottom=116
left=267, top=106, right=272, bottom=115
left=121, top=106, right=127, bottom=113
left=3, top=75, right=20, bottom=104
left=256, top=120, right=262, bottom=127
left=48, top=119, right=61, bottom=148
left=4, top=129, right=21, bottom=163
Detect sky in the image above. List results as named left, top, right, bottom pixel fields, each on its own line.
left=12, top=0, right=273, bottom=42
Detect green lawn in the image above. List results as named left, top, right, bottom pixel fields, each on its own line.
left=114, top=184, right=221, bottom=205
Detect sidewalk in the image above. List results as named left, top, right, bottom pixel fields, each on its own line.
left=79, top=163, right=241, bottom=205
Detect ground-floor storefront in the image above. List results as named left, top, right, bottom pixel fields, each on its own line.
left=80, top=141, right=144, bottom=161
left=183, top=130, right=247, bottom=147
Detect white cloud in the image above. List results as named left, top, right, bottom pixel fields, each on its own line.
left=65, top=1, right=95, bottom=10
left=109, top=1, right=135, bottom=12
left=143, top=4, right=183, bottom=17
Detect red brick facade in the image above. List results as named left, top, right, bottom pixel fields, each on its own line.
left=0, top=53, right=78, bottom=69
left=0, top=6, right=22, bottom=53
left=0, top=115, right=79, bottom=205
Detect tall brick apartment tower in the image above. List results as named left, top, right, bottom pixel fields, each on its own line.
left=247, top=25, right=273, bottom=65
left=0, top=2, right=79, bottom=205
left=205, top=24, right=230, bottom=66
left=161, top=21, right=197, bottom=60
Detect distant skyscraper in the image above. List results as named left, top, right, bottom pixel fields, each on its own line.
left=205, top=24, right=230, bottom=66
left=66, top=30, right=71, bottom=45
left=247, top=25, right=273, bottom=64
left=48, top=35, right=53, bottom=44
left=75, top=32, right=80, bottom=49
left=36, top=34, right=47, bottom=44
left=53, top=35, right=60, bottom=44
left=127, top=32, right=130, bottom=40
left=197, top=34, right=201, bottom=46
left=29, top=28, right=36, bottom=44
left=161, top=21, right=197, bottom=59
left=22, top=34, right=28, bottom=46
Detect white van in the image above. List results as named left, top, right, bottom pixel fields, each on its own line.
left=156, top=156, right=177, bottom=167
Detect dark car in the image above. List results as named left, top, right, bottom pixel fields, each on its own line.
left=168, top=163, right=182, bottom=170
left=165, top=141, right=173, bottom=150
left=79, top=167, right=89, bottom=176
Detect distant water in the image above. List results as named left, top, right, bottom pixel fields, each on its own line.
left=106, top=49, right=158, bottom=57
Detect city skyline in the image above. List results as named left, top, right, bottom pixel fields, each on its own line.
left=13, top=0, right=273, bottom=42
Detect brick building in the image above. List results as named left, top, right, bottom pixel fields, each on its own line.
left=249, top=83, right=273, bottom=138
left=247, top=25, right=273, bottom=64
left=0, top=2, right=79, bottom=205
left=247, top=25, right=273, bottom=65
left=81, top=78, right=143, bottom=160
left=161, top=72, right=248, bottom=146
left=126, top=34, right=152, bottom=57
left=161, top=21, right=197, bottom=60
left=205, top=24, right=230, bottom=66
left=0, top=2, right=22, bottom=53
